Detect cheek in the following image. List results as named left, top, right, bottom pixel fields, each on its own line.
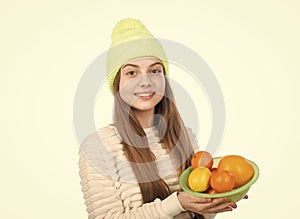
left=153, top=76, right=165, bottom=96
left=118, top=79, right=137, bottom=105
left=118, top=77, right=126, bottom=89
left=119, top=77, right=136, bottom=93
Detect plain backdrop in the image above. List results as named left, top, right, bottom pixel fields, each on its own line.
left=1, top=0, right=299, bottom=218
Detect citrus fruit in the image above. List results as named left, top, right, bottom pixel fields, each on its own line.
left=191, top=151, right=213, bottom=169
left=218, top=155, right=254, bottom=189
left=211, top=167, right=218, bottom=174
left=205, top=188, right=218, bottom=194
left=188, top=167, right=212, bottom=192
left=210, top=170, right=235, bottom=193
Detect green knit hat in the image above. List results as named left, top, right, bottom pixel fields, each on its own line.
left=106, top=18, right=169, bottom=93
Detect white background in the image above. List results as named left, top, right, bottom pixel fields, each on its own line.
left=1, top=0, right=299, bottom=218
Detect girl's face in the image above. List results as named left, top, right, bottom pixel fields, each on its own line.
left=119, top=56, right=165, bottom=113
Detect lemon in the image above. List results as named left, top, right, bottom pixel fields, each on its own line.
left=188, top=167, right=212, bottom=192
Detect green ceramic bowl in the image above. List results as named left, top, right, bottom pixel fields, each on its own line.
left=179, top=157, right=259, bottom=202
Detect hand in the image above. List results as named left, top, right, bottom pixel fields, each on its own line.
left=177, top=191, right=237, bottom=215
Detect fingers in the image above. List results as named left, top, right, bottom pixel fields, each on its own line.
left=195, top=197, right=237, bottom=214
left=178, top=192, right=239, bottom=215
left=202, top=201, right=237, bottom=214
left=215, top=206, right=235, bottom=213
left=192, top=197, right=212, bottom=204
left=209, top=197, right=229, bottom=207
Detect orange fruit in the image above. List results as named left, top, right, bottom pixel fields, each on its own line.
left=191, top=151, right=213, bottom=169
left=205, top=188, right=218, bottom=194
left=211, top=167, right=218, bottom=174
left=218, top=155, right=254, bottom=189
left=210, top=170, right=235, bottom=193
left=188, top=167, right=212, bottom=192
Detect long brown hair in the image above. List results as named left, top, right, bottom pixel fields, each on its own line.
left=113, top=71, right=195, bottom=203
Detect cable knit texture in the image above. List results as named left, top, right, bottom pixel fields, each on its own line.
left=78, top=125, right=215, bottom=219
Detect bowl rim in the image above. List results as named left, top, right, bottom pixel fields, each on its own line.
left=179, top=157, right=260, bottom=198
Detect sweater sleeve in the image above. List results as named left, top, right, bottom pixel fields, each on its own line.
left=78, top=133, right=185, bottom=219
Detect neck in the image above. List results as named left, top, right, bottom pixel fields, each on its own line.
left=132, top=108, right=155, bottom=128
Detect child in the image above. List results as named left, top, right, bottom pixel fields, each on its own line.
left=78, top=18, right=237, bottom=219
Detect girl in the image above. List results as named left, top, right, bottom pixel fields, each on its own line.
left=78, top=18, right=237, bottom=219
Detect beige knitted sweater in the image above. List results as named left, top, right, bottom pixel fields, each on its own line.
left=78, top=125, right=215, bottom=219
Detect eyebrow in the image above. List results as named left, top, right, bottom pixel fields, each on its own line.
left=121, top=62, right=163, bottom=69
left=149, top=62, right=163, bottom=68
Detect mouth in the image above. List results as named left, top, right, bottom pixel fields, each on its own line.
left=134, top=92, right=155, bottom=100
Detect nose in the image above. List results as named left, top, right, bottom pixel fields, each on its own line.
left=138, top=75, right=151, bottom=88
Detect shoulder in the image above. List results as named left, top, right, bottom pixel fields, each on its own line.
left=79, top=125, right=121, bottom=179
left=80, top=125, right=121, bottom=149
left=81, top=125, right=116, bottom=142
left=79, top=124, right=124, bottom=160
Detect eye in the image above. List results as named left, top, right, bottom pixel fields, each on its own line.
left=151, top=69, right=162, bottom=74
left=126, top=71, right=136, bottom=76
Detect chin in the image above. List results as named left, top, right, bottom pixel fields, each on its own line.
left=136, top=99, right=162, bottom=110
left=131, top=104, right=156, bottom=112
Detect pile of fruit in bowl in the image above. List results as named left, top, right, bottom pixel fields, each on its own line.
left=179, top=151, right=259, bottom=202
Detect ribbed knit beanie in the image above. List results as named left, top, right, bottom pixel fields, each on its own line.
left=106, top=18, right=168, bottom=93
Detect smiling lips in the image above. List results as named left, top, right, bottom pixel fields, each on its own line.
left=135, top=92, right=155, bottom=100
